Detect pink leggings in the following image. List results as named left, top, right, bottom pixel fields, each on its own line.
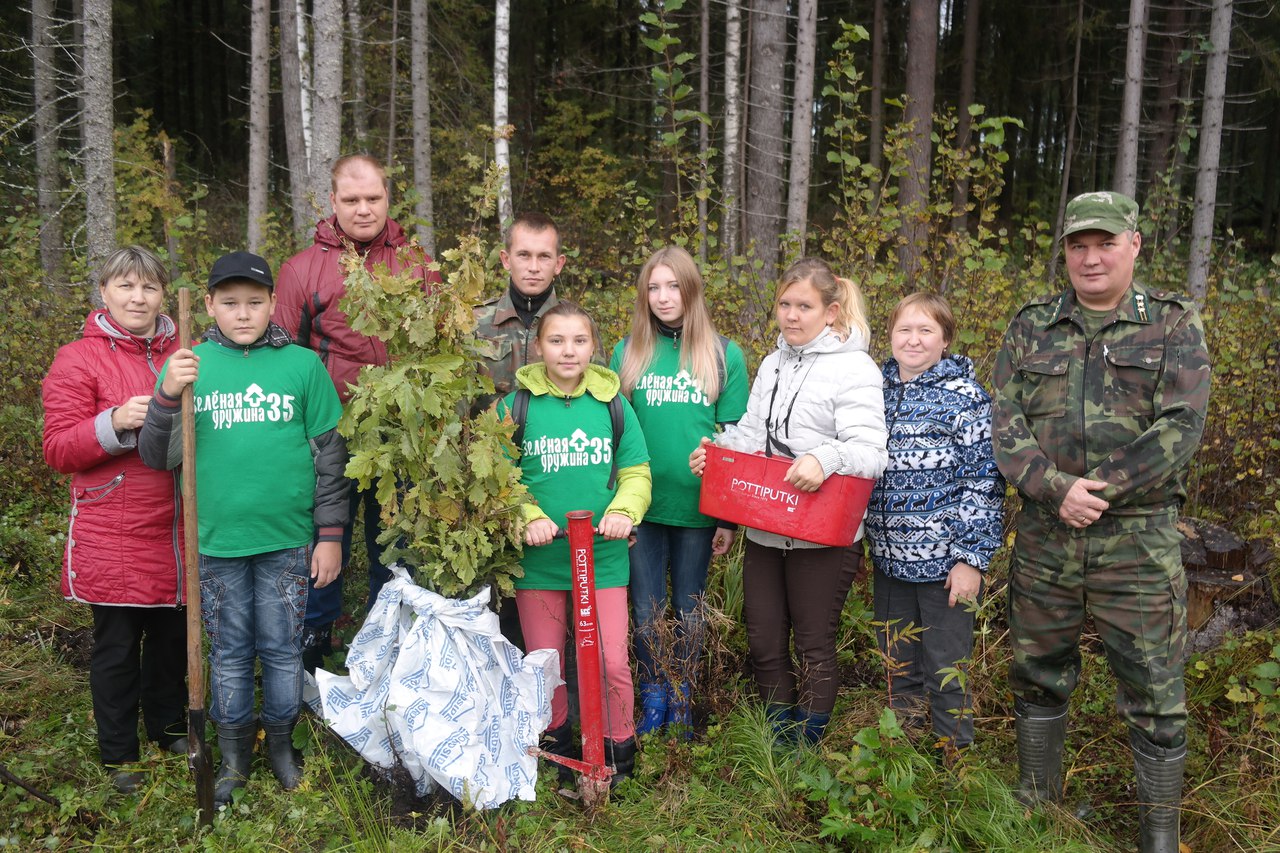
left=516, top=587, right=636, bottom=741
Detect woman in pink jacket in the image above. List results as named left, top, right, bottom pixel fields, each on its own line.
left=42, top=246, right=187, bottom=794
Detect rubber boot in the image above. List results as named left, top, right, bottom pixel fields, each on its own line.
left=301, top=623, right=332, bottom=675
left=607, top=737, right=637, bottom=788
left=635, top=681, right=667, bottom=737
left=213, top=721, right=257, bottom=808
left=1013, top=699, right=1067, bottom=805
left=765, top=703, right=796, bottom=745
left=666, top=681, right=693, bottom=739
left=1131, top=729, right=1185, bottom=853
left=794, top=707, right=832, bottom=745
left=542, top=721, right=579, bottom=786
left=107, top=767, right=144, bottom=794
left=262, top=719, right=303, bottom=790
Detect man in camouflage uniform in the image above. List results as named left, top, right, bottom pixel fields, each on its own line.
left=472, top=211, right=567, bottom=415
left=993, top=191, right=1210, bottom=853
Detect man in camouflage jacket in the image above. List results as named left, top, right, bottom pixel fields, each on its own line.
left=472, top=211, right=566, bottom=416
left=993, top=191, right=1210, bottom=853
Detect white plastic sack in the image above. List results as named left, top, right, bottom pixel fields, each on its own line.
left=304, top=565, right=560, bottom=809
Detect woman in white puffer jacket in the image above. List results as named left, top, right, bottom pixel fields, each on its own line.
left=692, top=257, right=887, bottom=744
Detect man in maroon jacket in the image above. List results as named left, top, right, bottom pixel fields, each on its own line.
left=274, top=153, right=440, bottom=671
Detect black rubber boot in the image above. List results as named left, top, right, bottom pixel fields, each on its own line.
left=213, top=721, right=258, bottom=808
left=263, top=719, right=303, bottom=790
left=1013, top=699, right=1068, bottom=805
left=542, top=722, right=579, bottom=786
left=301, top=624, right=332, bottom=675
left=607, top=737, right=637, bottom=788
left=1131, top=729, right=1185, bottom=853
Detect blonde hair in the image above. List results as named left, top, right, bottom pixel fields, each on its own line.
left=97, top=245, right=170, bottom=289
left=775, top=257, right=870, bottom=343
left=330, top=154, right=388, bottom=191
left=617, top=246, right=724, bottom=402
left=888, top=292, right=956, bottom=347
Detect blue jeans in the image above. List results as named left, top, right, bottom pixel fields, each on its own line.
left=629, top=522, right=715, bottom=682
left=200, top=546, right=310, bottom=726
left=305, top=482, right=390, bottom=627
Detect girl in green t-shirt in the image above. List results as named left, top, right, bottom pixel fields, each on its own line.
left=498, top=301, right=651, bottom=788
left=610, top=246, right=749, bottom=738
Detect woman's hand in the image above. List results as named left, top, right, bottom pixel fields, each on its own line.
left=111, top=395, right=153, bottom=431
left=783, top=453, right=825, bottom=492
left=597, top=513, right=633, bottom=541
left=689, top=437, right=713, bottom=478
left=945, top=562, right=982, bottom=608
left=524, top=517, right=558, bottom=547
left=711, top=527, right=736, bottom=556
left=160, top=349, right=200, bottom=398
left=311, top=541, right=342, bottom=588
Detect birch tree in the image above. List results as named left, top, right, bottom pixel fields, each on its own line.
left=744, top=0, right=788, bottom=295
left=898, top=0, right=939, bottom=282
left=721, top=0, right=743, bottom=266
left=310, top=0, right=344, bottom=221
left=1188, top=0, right=1234, bottom=302
left=247, top=0, right=270, bottom=251
left=785, top=0, right=818, bottom=249
left=32, top=0, right=63, bottom=284
left=494, top=0, right=513, bottom=235
left=280, top=0, right=311, bottom=237
left=81, top=0, right=115, bottom=276
left=410, top=0, right=435, bottom=253
left=1114, top=0, right=1148, bottom=198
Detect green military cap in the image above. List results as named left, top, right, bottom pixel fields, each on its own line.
left=1061, top=191, right=1140, bottom=239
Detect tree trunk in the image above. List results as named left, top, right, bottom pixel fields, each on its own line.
left=279, top=0, right=311, bottom=237
left=898, top=0, right=939, bottom=284
left=744, top=0, right=788, bottom=298
left=247, top=0, right=270, bottom=252
left=1145, top=0, right=1187, bottom=188
left=385, top=0, right=399, bottom=166
left=1114, top=0, right=1147, bottom=198
left=1187, top=0, right=1234, bottom=303
left=697, top=0, right=710, bottom=263
left=950, top=0, right=979, bottom=233
left=785, top=0, right=818, bottom=250
left=869, top=0, right=885, bottom=186
left=494, top=0, right=513, bottom=236
left=32, top=0, right=64, bottom=287
left=722, top=0, right=743, bottom=268
left=310, top=0, right=343, bottom=221
left=347, top=0, right=369, bottom=149
left=410, top=0, right=435, bottom=253
left=81, top=0, right=115, bottom=280
left=1049, top=0, right=1085, bottom=282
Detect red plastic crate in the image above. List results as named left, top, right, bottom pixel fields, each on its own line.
left=698, top=448, right=876, bottom=547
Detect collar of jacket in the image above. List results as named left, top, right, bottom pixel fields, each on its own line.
left=881, top=352, right=974, bottom=387
left=313, top=215, right=407, bottom=253
left=203, top=321, right=294, bottom=351
left=515, top=362, right=619, bottom=403
left=89, top=309, right=177, bottom=350
left=492, top=285, right=559, bottom=326
left=775, top=324, right=867, bottom=358
left=1046, top=279, right=1154, bottom=328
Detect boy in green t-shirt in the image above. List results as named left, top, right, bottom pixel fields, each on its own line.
left=139, top=251, right=347, bottom=809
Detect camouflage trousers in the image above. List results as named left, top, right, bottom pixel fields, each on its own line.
left=1008, top=504, right=1188, bottom=747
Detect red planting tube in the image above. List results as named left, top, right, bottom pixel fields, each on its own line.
left=565, top=510, right=612, bottom=794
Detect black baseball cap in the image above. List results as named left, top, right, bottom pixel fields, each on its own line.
left=207, top=251, right=274, bottom=291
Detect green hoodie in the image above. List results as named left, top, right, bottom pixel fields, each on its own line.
left=498, top=363, right=651, bottom=590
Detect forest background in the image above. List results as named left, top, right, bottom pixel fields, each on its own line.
left=1, top=0, right=1279, bottom=850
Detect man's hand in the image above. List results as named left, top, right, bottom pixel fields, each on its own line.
left=784, top=453, right=825, bottom=492
left=945, top=562, right=982, bottom=608
left=111, top=395, right=152, bottom=431
left=160, top=349, right=200, bottom=398
left=311, top=541, right=342, bottom=588
left=712, top=527, right=736, bottom=556
left=598, top=513, right=633, bottom=541
left=524, top=517, right=558, bottom=547
left=1059, top=478, right=1110, bottom=528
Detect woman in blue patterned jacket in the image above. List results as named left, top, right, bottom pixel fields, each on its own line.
left=864, top=293, right=1004, bottom=757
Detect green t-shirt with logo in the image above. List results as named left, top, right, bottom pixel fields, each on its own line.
left=609, top=336, right=749, bottom=527
left=158, top=340, right=342, bottom=557
left=499, top=378, right=648, bottom=590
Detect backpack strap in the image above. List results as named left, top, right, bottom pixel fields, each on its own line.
left=510, top=388, right=531, bottom=448
left=606, top=395, right=624, bottom=490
